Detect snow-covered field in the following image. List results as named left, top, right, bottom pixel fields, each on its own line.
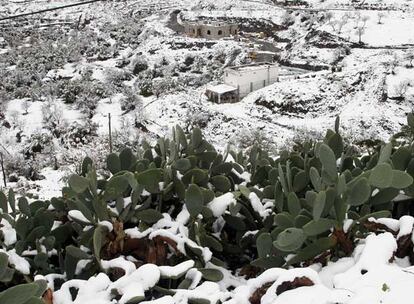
left=318, top=10, right=414, bottom=46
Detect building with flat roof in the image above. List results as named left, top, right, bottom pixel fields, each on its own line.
left=206, top=62, right=279, bottom=103
left=224, top=62, right=279, bottom=98
left=184, top=20, right=239, bottom=40
left=205, top=84, right=239, bottom=104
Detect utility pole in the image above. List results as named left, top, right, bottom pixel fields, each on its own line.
left=76, top=14, right=83, bottom=30
left=0, top=152, right=6, bottom=188
left=108, top=113, right=113, bottom=153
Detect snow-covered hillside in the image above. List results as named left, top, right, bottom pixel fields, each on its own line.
left=1, top=1, right=414, bottom=303
left=0, top=0, right=413, bottom=192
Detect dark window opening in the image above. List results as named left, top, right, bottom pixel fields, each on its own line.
left=207, top=30, right=211, bottom=35
left=218, top=30, right=223, bottom=35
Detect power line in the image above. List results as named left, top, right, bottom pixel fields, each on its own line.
left=0, top=0, right=107, bottom=22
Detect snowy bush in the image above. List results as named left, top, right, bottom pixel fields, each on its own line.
left=120, top=88, right=144, bottom=112
left=3, top=153, right=43, bottom=181
left=181, top=73, right=212, bottom=88
left=61, top=76, right=111, bottom=116
left=191, top=55, right=206, bottom=74
left=152, top=76, right=180, bottom=98
left=183, top=105, right=213, bottom=129
left=134, top=70, right=155, bottom=97
left=104, top=69, right=133, bottom=91
left=59, top=121, right=98, bottom=148
left=404, top=49, right=414, bottom=68
left=41, top=99, right=66, bottom=137
left=233, top=127, right=277, bottom=152
left=22, top=132, right=54, bottom=160
left=392, top=79, right=411, bottom=100
left=68, top=30, right=117, bottom=61
left=131, top=56, right=149, bottom=75
left=101, top=15, right=144, bottom=48
left=112, top=116, right=145, bottom=150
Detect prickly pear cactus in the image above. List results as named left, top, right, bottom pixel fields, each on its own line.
left=1, top=116, right=414, bottom=303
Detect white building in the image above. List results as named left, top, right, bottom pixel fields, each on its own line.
left=224, top=62, right=279, bottom=98
left=205, top=84, right=239, bottom=104
left=205, top=62, right=279, bottom=103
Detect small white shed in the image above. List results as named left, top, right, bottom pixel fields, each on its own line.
left=205, top=84, right=239, bottom=104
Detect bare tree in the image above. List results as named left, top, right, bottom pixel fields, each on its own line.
left=9, top=110, right=19, bottom=127
left=355, top=26, right=365, bottom=44
left=354, top=15, right=369, bottom=44
left=354, top=12, right=362, bottom=27
left=42, top=98, right=64, bottom=131
left=377, top=12, right=385, bottom=24
left=393, top=79, right=410, bottom=100
left=328, top=19, right=337, bottom=32
left=389, top=53, right=400, bottom=74
left=22, top=100, right=30, bottom=115
left=342, top=12, right=352, bottom=21
left=337, top=18, right=348, bottom=34
left=336, top=13, right=350, bottom=34
left=331, top=47, right=346, bottom=67
left=134, top=99, right=146, bottom=128
left=325, top=11, right=333, bottom=23
left=325, top=11, right=339, bottom=32
left=362, top=15, right=370, bottom=27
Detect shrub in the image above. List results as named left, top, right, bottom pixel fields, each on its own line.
left=59, top=122, right=98, bottom=148
left=131, top=57, right=149, bottom=75
left=3, top=154, right=44, bottom=181
left=152, top=76, right=180, bottom=98
left=60, top=76, right=110, bottom=116
left=134, top=70, right=154, bottom=97
left=22, top=133, right=54, bottom=160
left=104, top=69, right=133, bottom=92
left=101, top=15, right=144, bottom=48
left=120, top=88, right=143, bottom=112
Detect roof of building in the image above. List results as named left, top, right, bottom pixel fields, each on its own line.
left=184, top=20, right=238, bottom=27
left=225, top=62, right=278, bottom=73
left=207, top=84, right=238, bottom=94
left=248, top=50, right=277, bottom=55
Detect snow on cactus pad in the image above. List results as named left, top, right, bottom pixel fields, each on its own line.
left=37, top=229, right=414, bottom=304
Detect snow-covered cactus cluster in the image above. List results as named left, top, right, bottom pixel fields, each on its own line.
left=1, top=116, right=414, bottom=303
